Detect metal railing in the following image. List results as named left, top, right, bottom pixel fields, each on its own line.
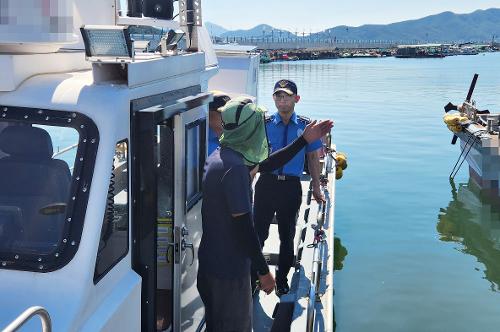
left=306, top=200, right=327, bottom=332
left=306, top=241, right=322, bottom=331
left=2, top=306, right=52, bottom=332
left=306, top=149, right=336, bottom=332
left=324, top=151, right=336, bottom=332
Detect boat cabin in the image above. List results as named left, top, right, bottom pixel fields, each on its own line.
left=0, top=1, right=223, bottom=331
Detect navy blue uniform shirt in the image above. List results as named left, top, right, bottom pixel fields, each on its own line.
left=266, top=111, right=322, bottom=177
left=199, top=147, right=252, bottom=277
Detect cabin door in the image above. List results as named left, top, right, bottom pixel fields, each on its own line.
left=132, top=91, right=211, bottom=332
left=172, top=101, right=207, bottom=332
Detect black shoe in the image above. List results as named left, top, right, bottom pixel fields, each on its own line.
left=275, top=282, right=290, bottom=297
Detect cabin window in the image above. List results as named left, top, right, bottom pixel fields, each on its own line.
left=185, top=119, right=206, bottom=210
left=0, top=107, right=99, bottom=272
left=94, top=140, right=129, bottom=283
left=0, top=122, right=77, bottom=257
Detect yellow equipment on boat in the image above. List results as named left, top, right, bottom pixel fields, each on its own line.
left=335, top=152, right=348, bottom=180
left=335, top=167, right=343, bottom=180
left=447, top=124, right=463, bottom=133
left=443, top=114, right=467, bottom=133
left=443, top=114, right=468, bottom=125
left=336, top=152, right=347, bottom=170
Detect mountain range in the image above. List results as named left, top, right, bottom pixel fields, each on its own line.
left=207, top=8, right=500, bottom=42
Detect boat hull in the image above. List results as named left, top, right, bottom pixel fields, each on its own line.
left=456, top=126, right=500, bottom=197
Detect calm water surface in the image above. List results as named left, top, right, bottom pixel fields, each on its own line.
left=258, top=53, right=500, bottom=331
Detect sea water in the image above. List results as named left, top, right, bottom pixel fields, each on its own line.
left=258, top=52, right=500, bottom=331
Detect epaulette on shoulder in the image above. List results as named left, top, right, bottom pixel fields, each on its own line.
left=297, top=115, right=311, bottom=124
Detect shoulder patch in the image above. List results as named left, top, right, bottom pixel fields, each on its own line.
left=297, top=115, right=311, bottom=124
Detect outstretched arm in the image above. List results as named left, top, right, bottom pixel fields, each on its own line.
left=258, top=120, right=333, bottom=173
left=258, top=136, right=307, bottom=172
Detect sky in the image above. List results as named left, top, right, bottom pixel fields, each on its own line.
left=203, top=0, right=500, bottom=32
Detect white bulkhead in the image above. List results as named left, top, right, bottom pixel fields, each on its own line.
left=0, top=0, right=229, bottom=331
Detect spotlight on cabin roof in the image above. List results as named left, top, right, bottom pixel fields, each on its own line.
left=80, top=25, right=134, bottom=62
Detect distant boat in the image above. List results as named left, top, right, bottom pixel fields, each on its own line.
left=396, top=44, right=445, bottom=58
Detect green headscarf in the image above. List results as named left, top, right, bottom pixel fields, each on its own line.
left=219, top=98, right=269, bottom=166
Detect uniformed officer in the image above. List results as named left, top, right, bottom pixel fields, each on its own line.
left=207, top=91, right=231, bottom=155
left=253, top=79, right=325, bottom=296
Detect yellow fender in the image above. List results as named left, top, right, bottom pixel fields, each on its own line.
left=335, top=151, right=348, bottom=180
left=335, top=166, right=343, bottom=180
left=336, top=152, right=348, bottom=170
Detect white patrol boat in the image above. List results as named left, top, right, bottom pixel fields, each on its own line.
left=0, top=1, right=338, bottom=331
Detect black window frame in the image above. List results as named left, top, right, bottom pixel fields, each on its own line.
left=93, top=139, right=130, bottom=284
left=184, top=118, right=206, bottom=211
left=0, top=105, right=99, bottom=272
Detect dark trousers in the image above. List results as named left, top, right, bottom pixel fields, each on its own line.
left=253, top=174, right=302, bottom=283
left=197, top=272, right=252, bottom=332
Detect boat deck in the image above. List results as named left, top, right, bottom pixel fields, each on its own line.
left=252, top=169, right=336, bottom=332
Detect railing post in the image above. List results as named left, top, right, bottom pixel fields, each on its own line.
left=2, top=306, right=52, bottom=332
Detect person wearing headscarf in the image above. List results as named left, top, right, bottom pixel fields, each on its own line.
left=197, top=97, right=332, bottom=331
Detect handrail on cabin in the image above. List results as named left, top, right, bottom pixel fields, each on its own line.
left=2, top=306, right=52, bottom=332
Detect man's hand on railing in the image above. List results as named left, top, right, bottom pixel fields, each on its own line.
left=312, top=183, right=325, bottom=202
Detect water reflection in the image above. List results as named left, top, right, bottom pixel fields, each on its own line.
left=332, top=236, right=347, bottom=332
left=437, top=180, right=500, bottom=291
left=334, top=236, right=348, bottom=271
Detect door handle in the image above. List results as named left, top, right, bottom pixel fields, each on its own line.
left=176, top=226, right=194, bottom=266
left=181, top=240, right=195, bottom=266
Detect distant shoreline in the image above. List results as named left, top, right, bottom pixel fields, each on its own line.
left=207, top=8, right=500, bottom=45
left=257, top=43, right=499, bottom=63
